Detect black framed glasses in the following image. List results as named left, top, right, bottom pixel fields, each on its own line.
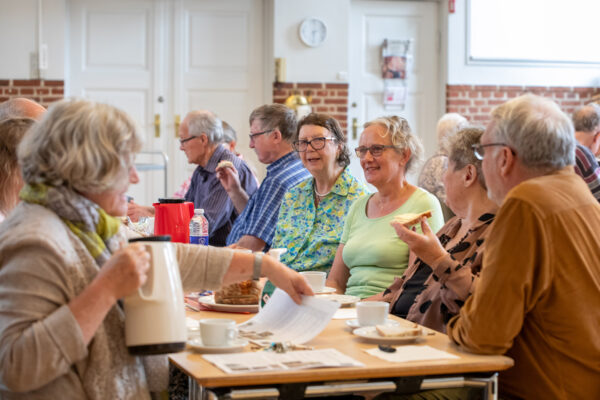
left=293, top=137, right=336, bottom=152
left=354, top=145, right=397, bottom=158
left=472, top=143, right=516, bottom=160
left=179, top=136, right=198, bottom=145
left=248, top=128, right=274, bottom=141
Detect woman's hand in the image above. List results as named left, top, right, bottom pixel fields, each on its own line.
left=127, top=201, right=154, bottom=222
left=261, top=257, right=314, bottom=304
left=390, top=217, right=447, bottom=266
left=96, top=243, right=151, bottom=301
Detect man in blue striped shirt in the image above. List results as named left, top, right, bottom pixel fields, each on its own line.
left=220, top=104, right=310, bottom=251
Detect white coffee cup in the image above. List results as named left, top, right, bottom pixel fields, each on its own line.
left=356, top=301, right=388, bottom=326
left=199, top=318, right=238, bottom=346
left=300, top=271, right=326, bottom=292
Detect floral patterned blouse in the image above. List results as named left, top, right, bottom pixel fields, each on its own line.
left=271, top=168, right=368, bottom=272
left=382, top=212, right=495, bottom=333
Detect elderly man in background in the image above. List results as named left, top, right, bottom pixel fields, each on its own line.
left=447, top=94, right=600, bottom=399
left=418, top=113, right=468, bottom=220
left=572, top=103, right=600, bottom=202
left=128, top=110, right=258, bottom=246
left=0, top=98, right=46, bottom=121
left=220, top=104, right=310, bottom=251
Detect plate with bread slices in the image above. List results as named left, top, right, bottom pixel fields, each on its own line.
left=197, top=295, right=259, bottom=313
left=353, top=323, right=426, bottom=344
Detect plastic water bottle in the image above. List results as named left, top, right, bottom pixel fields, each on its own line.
left=189, top=209, right=209, bottom=245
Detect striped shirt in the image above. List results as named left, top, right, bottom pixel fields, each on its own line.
left=184, top=145, right=258, bottom=246
left=574, top=143, right=600, bottom=203
left=226, top=151, right=310, bottom=249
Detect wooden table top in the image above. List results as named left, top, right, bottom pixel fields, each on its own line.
left=169, top=310, right=513, bottom=389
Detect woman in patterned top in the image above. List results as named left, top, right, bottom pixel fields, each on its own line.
left=366, top=127, right=497, bottom=333
left=262, top=114, right=367, bottom=301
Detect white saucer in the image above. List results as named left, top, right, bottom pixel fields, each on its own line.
left=352, top=326, right=425, bottom=344
left=318, top=294, right=360, bottom=307
left=346, top=319, right=400, bottom=329
left=197, top=295, right=259, bottom=313
left=187, top=337, right=248, bottom=353
left=314, top=286, right=336, bottom=294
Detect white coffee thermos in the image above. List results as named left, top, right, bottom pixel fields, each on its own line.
left=124, top=236, right=187, bottom=355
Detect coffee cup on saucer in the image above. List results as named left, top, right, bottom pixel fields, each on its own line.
left=356, top=301, right=388, bottom=326
left=199, top=318, right=238, bottom=347
left=300, top=271, right=326, bottom=292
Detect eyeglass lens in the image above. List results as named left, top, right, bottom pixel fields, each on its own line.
left=294, top=137, right=329, bottom=151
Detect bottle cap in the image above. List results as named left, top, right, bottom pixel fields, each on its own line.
left=194, top=208, right=205, bottom=214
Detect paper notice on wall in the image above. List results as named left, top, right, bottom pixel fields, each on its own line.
left=238, top=289, right=340, bottom=345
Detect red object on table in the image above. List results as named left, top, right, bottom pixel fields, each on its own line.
left=153, top=199, right=194, bottom=243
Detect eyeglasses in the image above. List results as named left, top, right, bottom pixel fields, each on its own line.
left=179, top=136, right=198, bottom=145
left=293, top=137, right=336, bottom=152
left=472, top=143, right=516, bottom=160
left=354, top=145, right=398, bottom=158
left=248, top=128, right=274, bottom=141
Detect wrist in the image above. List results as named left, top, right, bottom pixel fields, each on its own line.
left=252, top=252, right=263, bottom=281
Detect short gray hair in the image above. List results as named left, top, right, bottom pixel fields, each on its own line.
left=249, top=104, right=297, bottom=142
left=490, top=94, right=575, bottom=172
left=448, top=127, right=486, bottom=189
left=436, top=113, right=469, bottom=151
left=364, top=115, right=424, bottom=173
left=572, top=104, right=600, bottom=133
left=187, top=110, right=224, bottom=144
left=18, top=99, right=143, bottom=193
left=222, top=121, right=237, bottom=143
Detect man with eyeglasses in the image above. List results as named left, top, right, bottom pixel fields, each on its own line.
left=446, top=94, right=600, bottom=399
left=219, top=104, right=310, bottom=251
left=127, top=110, right=258, bottom=246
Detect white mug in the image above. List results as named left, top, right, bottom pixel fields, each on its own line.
left=356, top=301, right=388, bottom=326
left=300, top=271, right=326, bottom=292
left=199, top=318, right=238, bottom=346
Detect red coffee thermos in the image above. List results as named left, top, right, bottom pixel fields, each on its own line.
left=153, top=198, right=195, bottom=243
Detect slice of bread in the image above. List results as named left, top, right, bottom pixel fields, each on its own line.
left=216, top=160, right=234, bottom=170
left=375, top=324, right=423, bottom=337
left=392, top=210, right=432, bottom=227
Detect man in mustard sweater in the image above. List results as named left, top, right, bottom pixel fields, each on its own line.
left=447, top=94, right=600, bottom=399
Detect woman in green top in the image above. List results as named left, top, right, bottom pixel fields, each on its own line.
left=326, top=116, right=444, bottom=298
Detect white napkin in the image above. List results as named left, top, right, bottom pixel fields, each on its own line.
left=365, top=345, right=459, bottom=363
left=332, top=308, right=357, bottom=319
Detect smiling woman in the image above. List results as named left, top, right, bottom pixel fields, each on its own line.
left=326, top=116, right=444, bottom=298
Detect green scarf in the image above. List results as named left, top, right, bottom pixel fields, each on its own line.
left=20, top=183, right=122, bottom=267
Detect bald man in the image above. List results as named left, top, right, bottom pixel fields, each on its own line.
left=0, top=98, right=46, bottom=121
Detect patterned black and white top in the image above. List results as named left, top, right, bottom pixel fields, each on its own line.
left=382, top=213, right=495, bottom=333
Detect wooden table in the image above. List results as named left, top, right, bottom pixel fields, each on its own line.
left=170, top=310, right=513, bottom=399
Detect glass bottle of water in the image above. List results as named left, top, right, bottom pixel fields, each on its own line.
left=189, top=209, right=209, bottom=245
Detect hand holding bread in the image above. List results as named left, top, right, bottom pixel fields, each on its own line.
left=390, top=210, right=447, bottom=266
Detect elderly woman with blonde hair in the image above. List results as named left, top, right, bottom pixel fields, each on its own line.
left=326, top=116, right=444, bottom=298
left=0, top=99, right=312, bottom=399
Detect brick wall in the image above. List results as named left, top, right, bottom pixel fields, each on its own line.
left=273, top=82, right=348, bottom=134
left=0, top=79, right=65, bottom=108
left=446, top=84, right=600, bottom=126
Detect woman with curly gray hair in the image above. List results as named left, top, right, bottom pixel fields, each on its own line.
left=0, top=99, right=312, bottom=399
left=326, top=116, right=444, bottom=298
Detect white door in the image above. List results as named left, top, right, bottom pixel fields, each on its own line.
left=171, top=0, right=266, bottom=192
left=348, top=0, right=440, bottom=186
left=67, top=0, right=266, bottom=206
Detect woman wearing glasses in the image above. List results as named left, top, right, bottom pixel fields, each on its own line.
left=326, top=116, right=444, bottom=298
left=267, top=114, right=367, bottom=286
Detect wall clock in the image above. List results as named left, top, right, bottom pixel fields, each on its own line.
left=299, top=17, right=327, bottom=48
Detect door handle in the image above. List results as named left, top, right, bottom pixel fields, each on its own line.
left=352, top=118, right=358, bottom=140
left=154, top=114, right=161, bottom=138
left=174, top=115, right=181, bottom=138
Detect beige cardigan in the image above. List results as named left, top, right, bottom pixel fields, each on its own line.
left=0, top=203, right=233, bottom=399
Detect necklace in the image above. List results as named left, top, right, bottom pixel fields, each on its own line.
left=313, top=184, right=332, bottom=198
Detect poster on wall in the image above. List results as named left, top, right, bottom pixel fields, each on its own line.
left=381, top=39, right=412, bottom=110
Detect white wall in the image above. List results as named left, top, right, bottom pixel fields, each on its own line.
left=273, top=0, right=349, bottom=83
left=446, top=0, right=600, bottom=87
left=0, top=0, right=65, bottom=80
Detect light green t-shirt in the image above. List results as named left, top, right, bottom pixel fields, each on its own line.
left=340, top=188, right=444, bottom=298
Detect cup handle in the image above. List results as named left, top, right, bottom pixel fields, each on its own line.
left=226, top=326, right=238, bottom=343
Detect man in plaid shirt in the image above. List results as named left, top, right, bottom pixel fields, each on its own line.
left=220, top=104, right=310, bottom=251
left=572, top=104, right=600, bottom=202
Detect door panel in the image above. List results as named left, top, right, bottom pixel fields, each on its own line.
left=349, top=1, right=440, bottom=186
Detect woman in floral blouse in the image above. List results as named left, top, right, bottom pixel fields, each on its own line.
left=366, top=127, right=497, bottom=333
left=265, top=114, right=367, bottom=297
